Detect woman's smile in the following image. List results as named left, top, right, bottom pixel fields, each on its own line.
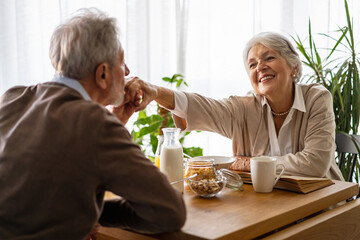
left=258, top=74, right=275, bottom=83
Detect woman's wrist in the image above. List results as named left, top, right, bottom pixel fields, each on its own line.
left=155, top=87, right=175, bottom=110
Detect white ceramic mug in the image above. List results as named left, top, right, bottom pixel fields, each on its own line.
left=250, top=156, right=285, bottom=193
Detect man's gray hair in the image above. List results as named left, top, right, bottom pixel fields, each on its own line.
left=49, top=8, right=120, bottom=80
left=243, top=32, right=302, bottom=82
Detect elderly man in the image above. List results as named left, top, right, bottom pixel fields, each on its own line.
left=0, top=8, right=185, bottom=239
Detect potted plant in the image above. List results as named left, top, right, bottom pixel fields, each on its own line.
left=131, top=74, right=203, bottom=162
left=293, top=0, right=360, bottom=182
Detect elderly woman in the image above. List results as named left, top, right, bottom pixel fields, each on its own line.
left=127, top=32, right=343, bottom=180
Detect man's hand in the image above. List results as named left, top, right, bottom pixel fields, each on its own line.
left=106, top=94, right=136, bottom=124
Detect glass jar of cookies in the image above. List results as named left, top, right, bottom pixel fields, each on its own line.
left=184, top=158, right=216, bottom=182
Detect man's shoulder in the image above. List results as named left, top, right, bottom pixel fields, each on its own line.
left=1, top=82, right=79, bottom=103
left=1, top=85, right=30, bottom=103
left=2, top=82, right=123, bottom=129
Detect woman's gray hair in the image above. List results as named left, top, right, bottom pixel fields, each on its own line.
left=49, top=8, right=120, bottom=80
left=243, top=32, right=302, bottom=82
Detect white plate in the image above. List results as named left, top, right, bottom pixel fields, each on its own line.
left=189, top=156, right=235, bottom=170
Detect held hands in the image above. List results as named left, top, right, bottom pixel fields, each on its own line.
left=125, top=76, right=158, bottom=112
left=106, top=76, right=157, bottom=124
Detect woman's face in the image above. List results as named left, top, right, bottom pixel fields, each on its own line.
left=246, top=44, right=295, bottom=100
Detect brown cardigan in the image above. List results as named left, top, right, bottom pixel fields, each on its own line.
left=181, top=83, right=343, bottom=180
left=0, top=82, right=185, bottom=239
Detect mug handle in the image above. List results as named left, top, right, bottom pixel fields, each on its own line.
left=273, top=164, right=285, bottom=186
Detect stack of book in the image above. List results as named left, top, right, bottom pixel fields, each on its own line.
left=234, top=171, right=334, bottom=194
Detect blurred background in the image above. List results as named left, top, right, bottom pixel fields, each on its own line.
left=1, top=0, right=359, bottom=156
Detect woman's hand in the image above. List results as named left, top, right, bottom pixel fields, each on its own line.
left=125, top=76, right=158, bottom=112
left=229, top=156, right=251, bottom=172
left=125, top=76, right=176, bottom=111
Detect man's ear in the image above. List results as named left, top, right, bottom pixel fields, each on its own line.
left=95, top=63, right=111, bottom=90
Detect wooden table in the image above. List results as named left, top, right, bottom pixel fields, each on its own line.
left=98, top=181, right=359, bottom=240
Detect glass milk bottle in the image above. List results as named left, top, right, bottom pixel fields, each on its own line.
left=160, top=128, right=184, bottom=193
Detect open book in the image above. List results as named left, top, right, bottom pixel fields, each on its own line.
left=234, top=171, right=334, bottom=194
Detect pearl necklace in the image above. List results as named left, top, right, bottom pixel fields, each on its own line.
left=271, top=108, right=291, bottom=116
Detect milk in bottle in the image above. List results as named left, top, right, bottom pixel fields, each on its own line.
left=160, top=128, right=184, bottom=193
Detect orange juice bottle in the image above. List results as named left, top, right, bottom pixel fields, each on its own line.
left=154, top=135, right=163, bottom=168
left=155, top=156, right=161, bottom=168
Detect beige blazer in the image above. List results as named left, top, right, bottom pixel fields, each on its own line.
left=182, top=83, right=344, bottom=180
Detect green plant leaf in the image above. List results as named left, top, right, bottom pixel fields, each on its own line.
left=183, top=147, right=203, bottom=157
left=137, top=118, right=163, bottom=137
left=138, top=110, right=147, bottom=118
left=293, top=0, right=360, bottom=181
left=134, top=117, right=152, bottom=125
left=138, top=125, right=159, bottom=138
left=323, top=30, right=347, bottom=60
left=167, top=114, right=175, bottom=128
left=150, top=134, right=158, bottom=155
left=344, top=0, right=354, bottom=49
left=131, top=130, right=137, bottom=139
left=134, top=115, right=163, bottom=126
left=162, top=77, right=172, bottom=83
left=176, top=79, right=183, bottom=88
left=172, top=74, right=184, bottom=79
